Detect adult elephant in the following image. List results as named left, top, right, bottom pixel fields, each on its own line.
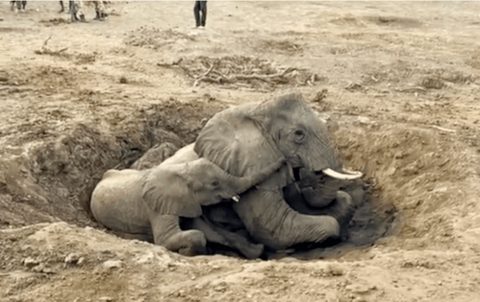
left=194, top=93, right=362, bottom=250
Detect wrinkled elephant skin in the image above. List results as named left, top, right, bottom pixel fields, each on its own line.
left=195, top=93, right=355, bottom=249
left=90, top=143, right=284, bottom=256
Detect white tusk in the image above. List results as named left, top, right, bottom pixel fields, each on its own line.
left=322, top=168, right=362, bottom=180
left=232, top=195, right=240, bottom=202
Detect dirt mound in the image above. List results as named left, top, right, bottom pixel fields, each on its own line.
left=124, top=27, right=198, bottom=50
left=248, top=38, right=304, bottom=55
left=0, top=98, right=224, bottom=229
left=360, top=60, right=476, bottom=90
left=333, top=119, right=476, bottom=251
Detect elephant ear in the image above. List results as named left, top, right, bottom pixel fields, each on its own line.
left=141, top=169, right=202, bottom=218
left=194, top=103, right=284, bottom=180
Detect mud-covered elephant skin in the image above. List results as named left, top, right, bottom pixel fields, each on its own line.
left=90, top=143, right=284, bottom=256
left=194, top=93, right=362, bottom=250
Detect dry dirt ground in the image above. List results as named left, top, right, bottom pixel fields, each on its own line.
left=1, top=1, right=480, bottom=301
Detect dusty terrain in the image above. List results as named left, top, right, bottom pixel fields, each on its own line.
left=1, top=1, right=480, bottom=301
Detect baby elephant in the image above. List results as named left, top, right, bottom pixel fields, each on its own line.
left=91, top=156, right=285, bottom=256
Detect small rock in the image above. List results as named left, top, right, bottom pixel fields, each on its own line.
left=346, top=284, right=371, bottom=294
left=32, top=263, right=46, bottom=273
left=65, top=253, right=81, bottom=264
left=23, top=257, right=39, bottom=268
left=358, top=116, right=371, bottom=125
left=119, top=76, right=128, bottom=84
left=103, top=260, right=123, bottom=269
left=325, top=264, right=344, bottom=276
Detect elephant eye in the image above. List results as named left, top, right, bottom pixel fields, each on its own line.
left=294, top=130, right=305, bottom=143
left=211, top=180, right=220, bottom=187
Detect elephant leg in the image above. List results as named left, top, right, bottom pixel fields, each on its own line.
left=150, top=214, right=207, bottom=256
left=188, top=216, right=264, bottom=259
left=285, top=182, right=355, bottom=226
left=234, top=188, right=341, bottom=250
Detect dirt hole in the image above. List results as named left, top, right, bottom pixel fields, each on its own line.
left=0, top=100, right=396, bottom=260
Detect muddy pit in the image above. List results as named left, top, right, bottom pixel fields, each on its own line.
left=0, top=98, right=396, bottom=261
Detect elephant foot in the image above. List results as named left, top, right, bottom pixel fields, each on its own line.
left=166, top=230, right=207, bottom=256
left=329, top=191, right=355, bottom=226
left=239, top=243, right=264, bottom=259
left=178, top=245, right=206, bottom=257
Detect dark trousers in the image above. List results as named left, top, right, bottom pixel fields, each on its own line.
left=194, top=1, right=207, bottom=27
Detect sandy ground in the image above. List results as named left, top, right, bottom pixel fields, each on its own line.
left=1, top=1, right=480, bottom=301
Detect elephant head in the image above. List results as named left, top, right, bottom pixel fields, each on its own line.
left=141, top=156, right=285, bottom=217
left=194, top=93, right=360, bottom=183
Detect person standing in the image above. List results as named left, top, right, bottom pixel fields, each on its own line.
left=93, top=0, right=106, bottom=21
left=59, top=1, right=74, bottom=14
left=194, top=1, right=207, bottom=28
left=71, top=0, right=86, bottom=22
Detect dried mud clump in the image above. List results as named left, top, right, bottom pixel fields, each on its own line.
left=365, top=16, right=423, bottom=28
left=39, top=18, right=70, bottom=27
